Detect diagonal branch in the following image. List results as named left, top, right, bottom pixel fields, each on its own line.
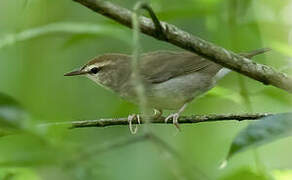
left=37, top=113, right=273, bottom=129
left=73, top=0, right=292, bottom=93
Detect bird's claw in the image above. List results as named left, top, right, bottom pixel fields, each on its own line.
left=165, top=113, right=180, bottom=131
left=153, top=109, right=162, bottom=119
left=128, top=114, right=141, bottom=134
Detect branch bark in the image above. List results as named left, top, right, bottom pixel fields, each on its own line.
left=73, top=0, right=292, bottom=93
left=63, top=113, right=272, bottom=129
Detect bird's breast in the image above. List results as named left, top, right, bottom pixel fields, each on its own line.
left=144, top=72, right=215, bottom=110
left=95, top=71, right=217, bottom=111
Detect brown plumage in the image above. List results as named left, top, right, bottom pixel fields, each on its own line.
left=139, top=51, right=222, bottom=84
left=65, top=48, right=270, bottom=128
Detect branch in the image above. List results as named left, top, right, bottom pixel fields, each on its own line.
left=76, top=134, right=149, bottom=161
left=58, top=113, right=272, bottom=129
left=73, top=0, right=292, bottom=93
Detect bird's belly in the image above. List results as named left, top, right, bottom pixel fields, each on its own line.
left=146, top=73, right=215, bottom=110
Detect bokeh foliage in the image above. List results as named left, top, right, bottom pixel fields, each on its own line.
left=0, top=0, right=291, bottom=179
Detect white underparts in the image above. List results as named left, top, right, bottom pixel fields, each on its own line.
left=214, top=68, right=231, bottom=81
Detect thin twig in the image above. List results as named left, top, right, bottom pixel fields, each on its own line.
left=147, top=133, right=181, bottom=158
left=39, top=113, right=273, bottom=129
left=147, top=133, right=210, bottom=180
left=130, top=2, right=151, bottom=134
left=137, top=2, right=166, bottom=40
left=64, top=134, right=150, bottom=167
left=69, top=132, right=206, bottom=180
left=80, top=134, right=148, bottom=158
left=73, top=0, right=292, bottom=93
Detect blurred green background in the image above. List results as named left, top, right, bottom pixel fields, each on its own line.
left=0, top=0, right=291, bottom=179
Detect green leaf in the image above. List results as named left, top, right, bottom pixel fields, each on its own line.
left=0, top=130, right=13, bottom=138
left=257, top=88, right=292, bottom=106
left=207, top=86, right=242, bottom=104
left=270, top=41, right=292, bottom=57
left=273, top=170, right=292, bottom=180
left=0, top=22, right=131, bottom=49
left=156, top=7, right=216, bottom=20
left=227, top=113, right=292, bottom=159
left=0, top=93, right=49, bottom=143
left=219, top=167, right=269, bottom=180
left=23, top=0, right=30, bottom=8
left=0, top=168, right=40, bottom=180
left=0, top=93, right=28, bottom=131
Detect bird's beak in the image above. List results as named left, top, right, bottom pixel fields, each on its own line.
left=64, top=69, right=88, bottom=76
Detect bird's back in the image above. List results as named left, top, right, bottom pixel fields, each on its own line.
left=136, top=51, right=223, bottom=110
left=139, top=51, right=223, bottom=84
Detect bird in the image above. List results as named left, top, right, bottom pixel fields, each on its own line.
left=65, top=48, right=270, bottom=132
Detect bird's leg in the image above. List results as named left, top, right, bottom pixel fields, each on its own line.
left=165, top=103, right=188, bottom=130
left=128, top=114, right=141, bottom=134
left=153, top=109, right=163, bottom=119
left=127, top=110, right=161, bottom=134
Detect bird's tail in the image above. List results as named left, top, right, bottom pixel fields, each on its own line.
left=215, top=48, right=271, bottom=81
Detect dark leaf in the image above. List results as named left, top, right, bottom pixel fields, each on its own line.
left=0, top=93, right=28, bottom=130
left=227, top=113, right=292, bottom=159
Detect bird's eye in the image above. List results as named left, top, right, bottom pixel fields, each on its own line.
left=90, top=67, right=100, bottom=74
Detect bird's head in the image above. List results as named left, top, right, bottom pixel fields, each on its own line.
left=64, top=54, right=130, bottom=89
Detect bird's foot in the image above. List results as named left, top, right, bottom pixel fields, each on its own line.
left=165, top=113, right=180, bottom=131
left=153, top=109, right=163, bottom=119
left=128, top=114, right=141, bottom=134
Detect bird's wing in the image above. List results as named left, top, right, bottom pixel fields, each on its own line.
left=139, top=51, right=223, bottom=84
